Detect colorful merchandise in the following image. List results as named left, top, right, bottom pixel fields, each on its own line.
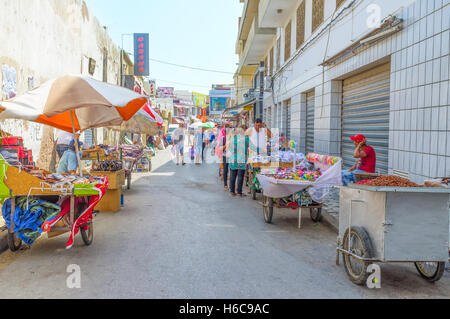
left=2, top=197, right=61, bottom=245
left=306, top=153, right=339, bottom=166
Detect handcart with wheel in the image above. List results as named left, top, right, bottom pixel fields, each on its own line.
left=257, top=153, right=342, bottom=228
left=336, top=184, right=450, bottom=285
left=248, top=162, right=293, bottom=200
left=0, top=158, right=107, bottom=251
left=259, top=177, right=323, bottom=228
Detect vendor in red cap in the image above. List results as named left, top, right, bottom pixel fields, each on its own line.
left=342, top=134, right=376, bottom=185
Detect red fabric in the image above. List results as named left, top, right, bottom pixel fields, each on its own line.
left=41, top=178, right=109, bottom=249
left=65, top=180, right=108, bottom=249
left=358, top=145, right=376, bottom=173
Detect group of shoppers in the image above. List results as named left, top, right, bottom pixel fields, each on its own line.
left=172, top=124, right=217, bottom=166
left=216, top=118, right=272, bottom=197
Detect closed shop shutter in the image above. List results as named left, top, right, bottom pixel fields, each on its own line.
left=284, top=100, right=291, bottom=141
left=342, top=63, right=390, bottom=173
left=305, top=91, right=315, bottom=154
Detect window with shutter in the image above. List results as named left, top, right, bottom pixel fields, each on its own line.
left=312, top=0, right=324, bottom=34
left=296, top=1, right=305, bottom=50
left=284, top=20, right=291, bottom=62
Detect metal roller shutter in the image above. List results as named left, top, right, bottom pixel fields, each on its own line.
left=305, top=91, right=315, bottom=154
left=342, top=63, right=390, bottom=173
left=284, top=99, right=291, bottom=141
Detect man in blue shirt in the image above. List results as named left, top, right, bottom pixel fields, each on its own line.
left=57, top=139, right=83, bottom=175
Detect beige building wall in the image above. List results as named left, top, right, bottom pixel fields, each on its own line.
left=0, top=0, right=121, bottom=170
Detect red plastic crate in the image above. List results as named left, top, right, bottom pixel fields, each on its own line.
left=27, top=150, right=33, bottom=162
left=1, top=145, right=26, bottom=158
left=1, top=137, right=23, bottom=146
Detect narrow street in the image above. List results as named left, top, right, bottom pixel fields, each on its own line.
left=0, top=149, right=448, bottom=299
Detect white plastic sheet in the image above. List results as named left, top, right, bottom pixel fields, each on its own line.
left=256, top=159, right=343, bottom=202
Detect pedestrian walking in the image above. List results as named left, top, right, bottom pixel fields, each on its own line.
left=216, top=125, right=231, bottom=190
left=225, top=125, right=249, bottom=197
left=193, top=127, right=203, bottom=165
left=172, top=123, right=186, bottom=166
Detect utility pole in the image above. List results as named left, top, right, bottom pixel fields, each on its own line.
left=258, top=61, right=265, bottom=121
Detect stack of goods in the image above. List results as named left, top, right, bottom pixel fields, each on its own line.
left=306, top=153, right=339, bottom=166
left=91, top=160, right=123, bottom=172
left=2, top=196, right=61, bottom=245
left=278, top=151, right=305, bottom=163
left=356, top=175, right=422, bottom=187
left=262, top=161, right=322, bottom=181
left=34, top=173, right=105, bottom=188
left=0, top=137, right=34, bottom=169
left=136, top=156, right=150, bottom=172
left=248, top=152, right=305, bottom=164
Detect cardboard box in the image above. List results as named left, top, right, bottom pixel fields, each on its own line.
left=95, top=189, right=122, bottom=213
left=89, top=169, right=125, bottom=190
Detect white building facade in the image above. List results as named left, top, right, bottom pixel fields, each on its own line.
left=240, top=0, right=450, bottom=183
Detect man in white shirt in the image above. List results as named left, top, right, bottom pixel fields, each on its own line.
left=56, top=131, right=75, bottom=159
left=245, top=118, right=272, bottom=156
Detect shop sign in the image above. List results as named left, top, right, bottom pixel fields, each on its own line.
left=133, top=33, right=149, bottom=76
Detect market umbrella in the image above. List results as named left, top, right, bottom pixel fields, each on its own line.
left=0, top=75, right=147, bottom=132
left=189, top=122, right=202, bottom=129
left=199, top=122, right=217, bottom=129
left=110, top=105, right=161, bottom=136
left=143, top=102, right=164, bottom=126
left=0, top=75, right=147, bottom=176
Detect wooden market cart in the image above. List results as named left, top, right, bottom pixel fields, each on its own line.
left=0, top=158, right=104, bottom=251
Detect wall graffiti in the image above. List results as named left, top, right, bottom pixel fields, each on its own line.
left=2, top=64, right=17, bottom=99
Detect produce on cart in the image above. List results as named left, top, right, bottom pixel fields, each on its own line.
left=337, top=176, right=450, bottom=285
left=257, top=153, right=342, bottom=227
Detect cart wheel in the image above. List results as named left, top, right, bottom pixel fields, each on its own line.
left=342, top=226, right=374, bottom=286
left=310, top=207, right=322, bottom=222
left=414, top=262, right=445, bottom=282
left=80, top=223, right=93, bottom=246
left=7, top=232, right=22, bottom=252
left=263, top=196, right=273, bottom=224
left=127, top=173, right=131, bottom=190
left=251, top=188, right=257, bottom=200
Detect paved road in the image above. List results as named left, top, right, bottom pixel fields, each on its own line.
left=0, top=149, right=449, bottom=298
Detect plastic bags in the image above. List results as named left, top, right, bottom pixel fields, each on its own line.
left=308, top=159, right=343, bottom=202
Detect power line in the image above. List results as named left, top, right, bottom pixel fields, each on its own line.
left=150, top=58, right=236, bottom=75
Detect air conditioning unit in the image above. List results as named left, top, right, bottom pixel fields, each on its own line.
left=243, top=89, right=255, bottom=102
left=264, top=76, right=272, bottom=91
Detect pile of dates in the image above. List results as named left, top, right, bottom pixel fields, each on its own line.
left=357, top=175, right=422, bottom=187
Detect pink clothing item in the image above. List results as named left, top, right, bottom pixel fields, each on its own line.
left=215, top=128, right=226, bottom=158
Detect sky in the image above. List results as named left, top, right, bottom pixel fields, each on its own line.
left=84, top=0, right=243, bottom=95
